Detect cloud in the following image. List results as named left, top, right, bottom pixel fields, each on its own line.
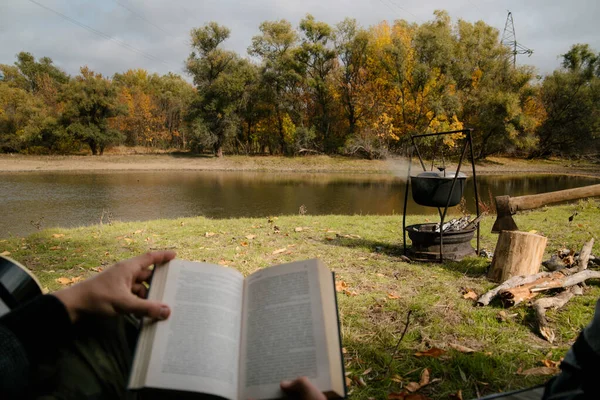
left=1, top=0, right=598, bottom=78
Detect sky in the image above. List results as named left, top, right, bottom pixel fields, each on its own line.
left=1, top=0, right=598, bottom=79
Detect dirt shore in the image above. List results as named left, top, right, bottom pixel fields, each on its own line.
left=0, top=153, right=598, bottom=177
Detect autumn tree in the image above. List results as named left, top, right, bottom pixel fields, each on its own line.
left=112, top=69, right=163, bottom=146
left=61, top=67, right=124, bottom=155
left=151, top=73, right=195, bottom=148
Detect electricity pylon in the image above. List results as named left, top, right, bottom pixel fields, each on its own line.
left=501, top=11, right=533, bottom=67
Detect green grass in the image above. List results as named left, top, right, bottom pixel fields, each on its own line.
left=2, top=201, right=600, bottom=399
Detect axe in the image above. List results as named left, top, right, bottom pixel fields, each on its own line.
left=492, top=184, right=600, bottom=233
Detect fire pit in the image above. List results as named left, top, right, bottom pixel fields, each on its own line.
left=405, top=223, right=476, bottom=262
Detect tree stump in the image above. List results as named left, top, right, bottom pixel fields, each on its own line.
left=488, top=231, right=547, bottom=283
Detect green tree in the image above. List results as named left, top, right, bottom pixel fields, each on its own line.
left=249, top=19, right=301, bottom=154
left=297, top=15, right=338, bottom=151
left=450, top=18, right=539, bottom=158
left=186, top=22, right=252, bottom=157
left=534, top=44, right=600, bottom=156
left=14, top=52, right=69, bottom=92
left=334, top=18, right=369, bottom=138
left=62, top=67, right=125, bottom=155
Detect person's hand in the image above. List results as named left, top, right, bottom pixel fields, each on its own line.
left=52, top=251, right=176, bottom=323
left=280, top=377, right=326, bottom=400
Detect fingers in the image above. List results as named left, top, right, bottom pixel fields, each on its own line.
left=120, top=294, right=170, bottom=320
left=131, top=251, right=176, bottom=270
left=280, top=377, right=326, bottom=400
left=130, top=251, right=177, bottom=281
left=132, top=283, right=148, bottom=299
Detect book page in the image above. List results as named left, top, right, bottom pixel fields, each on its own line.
left=240, top=259, right=333, bottom=399
left=142, top=260, right=244, bottom=400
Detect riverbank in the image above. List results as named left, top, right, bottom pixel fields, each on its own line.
left=0, top=153, right=598, bottom=177
left=4, top=203, right=599, bottom=399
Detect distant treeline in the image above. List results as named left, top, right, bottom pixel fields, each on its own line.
left=1, top=11, right=599, bottom=158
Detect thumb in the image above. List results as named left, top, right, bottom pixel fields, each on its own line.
left=280, top=377, right=324, bottom=399
left=120, top=294, right=170, bottom=320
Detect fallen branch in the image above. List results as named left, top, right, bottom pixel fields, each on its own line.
left=533, top=288, right=576, bottom=343
left=577, top=238, right=595, bottom=272
left=530, top=269, right=600, bottom=292
left=477, top=272, right=553, bottom=306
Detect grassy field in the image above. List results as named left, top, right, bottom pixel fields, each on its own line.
left=2, top=201, right=600, bottom=399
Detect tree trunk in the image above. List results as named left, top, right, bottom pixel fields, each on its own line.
left=88, top=141, right=98, bottom=156
left=215, top=144, right=223, bottom=158
left=488, top=231, right=547, bottom=282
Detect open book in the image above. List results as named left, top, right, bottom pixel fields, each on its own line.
left=129, top=259, right=345, bottom=400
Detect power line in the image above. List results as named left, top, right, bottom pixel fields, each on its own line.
left=376, top=0, right=416, bottom=22
left=28, top=0, right=173, bottom=68
left=111, top=0, right=191, bottom=48
left=112, top=0, right=170, bottom=36
left=386, top=0, right=419, bottom=20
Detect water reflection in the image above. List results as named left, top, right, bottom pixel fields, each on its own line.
left=0, top=171, right=598, bottom=238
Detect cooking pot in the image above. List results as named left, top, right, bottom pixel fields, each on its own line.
left=410, top=170, right=467, bottom=207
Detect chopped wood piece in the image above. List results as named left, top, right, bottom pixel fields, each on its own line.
left=477, top=272, right=553, bottom=306
left=498, top=272, right=565, bottom=307
left=530, top=269, right=600, bottom=292
left=577, top=238, right=595, bottom=272
left=534, top=289, right=576, bottom=343
left=488, top=231, right=547, bottom=283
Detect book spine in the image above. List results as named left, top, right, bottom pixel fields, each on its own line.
left=332, top=271, right=347, bottom=399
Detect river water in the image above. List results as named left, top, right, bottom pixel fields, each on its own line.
left=1, top=171, right=598, bottom=238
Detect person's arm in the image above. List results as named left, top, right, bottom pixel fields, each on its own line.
left=0, top=251, right=176, bottom=396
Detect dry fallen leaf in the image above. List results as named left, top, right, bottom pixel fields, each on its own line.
left=245, top=234, right=256, bottom=240
left=542, top=359, right=562, bottom=368
left=134, top=229, right=143, bottom=234
left=52, top=233, right=65, bottom=238
left=205, top=232, right=216, bottom=237
left=56, top=277, right=72, bottom=285
left=1, top=251, right=11, bottom=256
left=449, top=390, right=463, bottom=400
left=240, top=241, right=248, bottom=247
left=415, top=347, right=446, bottom=358
left=462, top=290, right=478, bottom=300
left=345, top=377, right=352, bottom=387
left=450, top=343, right=476, bottom=353
left=362, top=368, right=372, bottom=375
left=295, top=227, right=303, bottom=232
left=376, top=273, right=385, bottom=277
left=405, top=382, right=421, bottom=393
left=354, top=376, right=367, bottom=387
left=419, top=368, right=430, bottom=387
left=49, top=246, right=62, bottom=250
left=387, top=292, right=400, bottom=299
left=272, top=248, right=287, bottom=255
left=517, top=367, right=558, bottom=376
left=336, top=281, right=348, bottom=292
